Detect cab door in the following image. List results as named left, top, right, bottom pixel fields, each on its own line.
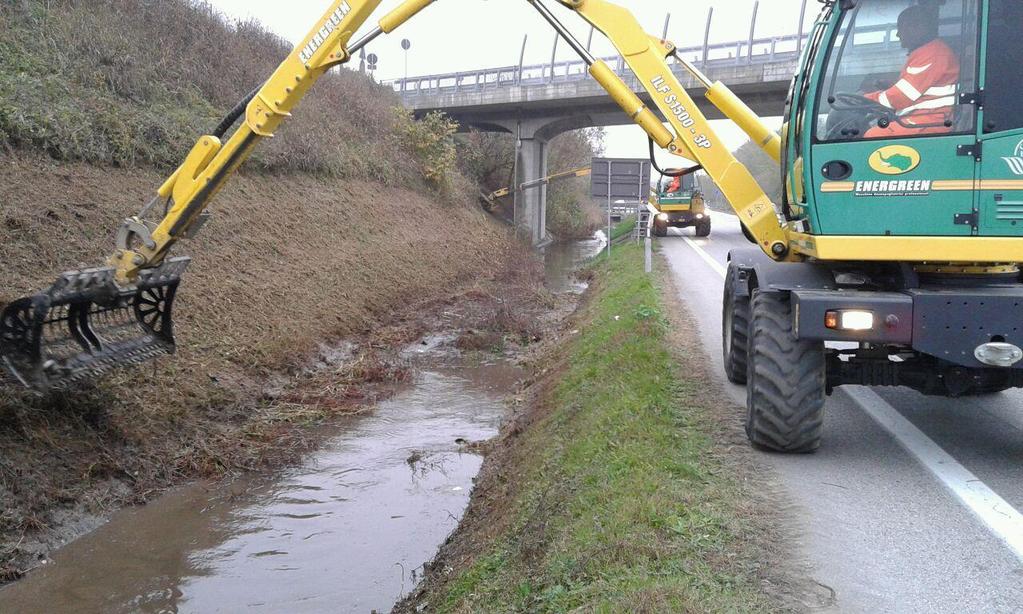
left=807, top=0, right=982, bottom=237
left=976, top=0, right=1023, bottom=237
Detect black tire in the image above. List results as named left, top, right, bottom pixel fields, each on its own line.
left=695, top=217, right=711, bottom=237
left=722, top=263, right=749, bottom=385
left=653, top=221, right=668, bottom=237
left=746, top=290, right=826, bottom=453
left=966, top=385, right=1010, bottom=396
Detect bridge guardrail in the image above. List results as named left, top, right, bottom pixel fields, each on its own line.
left=387, top=33, right=808, bottom=98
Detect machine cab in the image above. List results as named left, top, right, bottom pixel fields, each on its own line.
left=785, top=0, right=1023, bottom=238
left=651, top=171, right=710, bottom=237
left=655, top=172, right=699, bottom=210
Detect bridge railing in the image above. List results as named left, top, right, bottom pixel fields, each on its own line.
left=387, top=32, right=807, bottom=98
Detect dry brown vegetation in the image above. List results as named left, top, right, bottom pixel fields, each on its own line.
left=0, top=0, right=451, bottom=186
left=0, top=152, right=523, bottom=581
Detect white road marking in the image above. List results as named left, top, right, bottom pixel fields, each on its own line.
left=680, top=231, right=1023, bottom=563
left=848, top=387, right=1023, bottom=562
left=682, top=237, right=727, bottom=279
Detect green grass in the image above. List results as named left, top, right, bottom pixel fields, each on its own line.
left=430, top=244, right=773, bottom=613
left=610, top=215, right=637, bottom=242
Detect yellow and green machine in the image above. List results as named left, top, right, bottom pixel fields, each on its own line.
left=650, top=171, right=711, bottom=237
left=3, top=0, right=1023, bottom=454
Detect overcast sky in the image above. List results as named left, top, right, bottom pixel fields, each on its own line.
left=206, top=0, right=805, bottom=157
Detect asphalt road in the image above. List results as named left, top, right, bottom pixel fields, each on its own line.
left=658, top=212, right=1023, bottom=613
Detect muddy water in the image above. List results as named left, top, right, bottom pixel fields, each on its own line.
left=543, top=231, right=607, bottom=295
left=0, top=240, right=596, bottom=614
left=0, top=363, right=519, bottom=613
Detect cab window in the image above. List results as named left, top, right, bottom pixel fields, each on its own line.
left=815, top=0, right=979, bottom=142
left=661, top=173, right=694, bottom=196
left=983, top=0, right=1023, bottom=134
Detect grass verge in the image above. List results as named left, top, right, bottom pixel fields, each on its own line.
left=609, top=215, right=637, bottom=242
left=401, top=243, right=779, bottom=613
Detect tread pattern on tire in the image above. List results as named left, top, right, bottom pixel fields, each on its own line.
left=746, top=290, right=826, bottom=453
left=696, top=218, right=711, bottom=237
left=722, top=264, right=749, bottom=385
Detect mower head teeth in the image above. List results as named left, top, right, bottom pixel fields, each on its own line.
left=0, top=257, right=190, bottom=391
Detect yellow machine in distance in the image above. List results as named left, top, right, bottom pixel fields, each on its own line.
left=650, top=170, right=710, bottom=238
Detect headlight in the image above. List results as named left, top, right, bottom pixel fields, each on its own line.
left=825, top=310, right=875, bottom=331
left=695, top=214, right=704, bottom=219
left=975, top=342, right=1023, bottom=367
left=656, top=213, right=669, bottom=221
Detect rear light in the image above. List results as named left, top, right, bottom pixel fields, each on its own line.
left=825, top=310, right=875, bottom=331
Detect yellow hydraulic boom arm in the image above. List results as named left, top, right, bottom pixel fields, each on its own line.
left=545, top=0, right=790, bottom=259
left=2, top=0, right=791, bottom=390
left=112, top=0, right=791, bottom=284
left=489, top=166, right=593, bottom=200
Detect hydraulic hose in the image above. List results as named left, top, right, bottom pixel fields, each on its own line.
left=212, top=86, right=260, bottom=139
left=649, top=137, right=702, bottom=178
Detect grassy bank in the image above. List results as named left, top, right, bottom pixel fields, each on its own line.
left=0, top=0, right=462, bottom=191
left=401, top=244, right=778, bottom=612
left=610, top=214, right=637, bottom=242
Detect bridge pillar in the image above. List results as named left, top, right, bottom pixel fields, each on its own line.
left=514, top=134, right=548, bottom=246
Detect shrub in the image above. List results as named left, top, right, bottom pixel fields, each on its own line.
left=393, top=109, right=459, bottom=189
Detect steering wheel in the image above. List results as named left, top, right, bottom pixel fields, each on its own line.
left=831, top=93, right=894, bottom=115
left=825, top=93, right=895, bottom=140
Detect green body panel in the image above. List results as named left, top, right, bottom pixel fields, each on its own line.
left=975, top=3, right=1023, bottom=237
left=810, top=135, right=977, bottom=236
left=978, top=128, right=1023, bottom=235
left=653, top=174, right=701, bottom=213
left=656, top=194, right=694, bottom=212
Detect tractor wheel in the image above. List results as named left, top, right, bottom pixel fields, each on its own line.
left=653, top=222, right=668, bottom=237
left=746, top=290, right=826, bottom=453
left=695, top=217, right=711, bottom=237
left=722, top=263, right=750, bottom=385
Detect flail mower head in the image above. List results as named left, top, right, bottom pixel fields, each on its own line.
left=0, top=257, right=190, bottom=390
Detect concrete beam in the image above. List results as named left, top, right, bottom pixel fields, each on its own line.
left=405, top=58, right=797, bottom=132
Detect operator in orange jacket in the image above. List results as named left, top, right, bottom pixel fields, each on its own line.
left=865, top=6, right=960, bottom=138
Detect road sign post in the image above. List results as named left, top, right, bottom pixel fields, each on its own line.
left=590, top=157, right=651, bottom=257
left=401, top=39, right=411, bottom=85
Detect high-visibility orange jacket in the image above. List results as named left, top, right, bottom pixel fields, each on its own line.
left=866, top=38, right=960, bottom=137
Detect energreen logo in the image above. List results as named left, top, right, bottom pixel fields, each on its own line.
left=869, top=145, right=921, bottom=175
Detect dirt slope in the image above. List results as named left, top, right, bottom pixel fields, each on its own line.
left=0, top=154, right=520, bottom=580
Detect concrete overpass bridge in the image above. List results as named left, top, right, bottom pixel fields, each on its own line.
left=389, top=5, right=814, bottom=244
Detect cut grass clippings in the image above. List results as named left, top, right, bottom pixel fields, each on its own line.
left=404, top=243, right=777, bottom=613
